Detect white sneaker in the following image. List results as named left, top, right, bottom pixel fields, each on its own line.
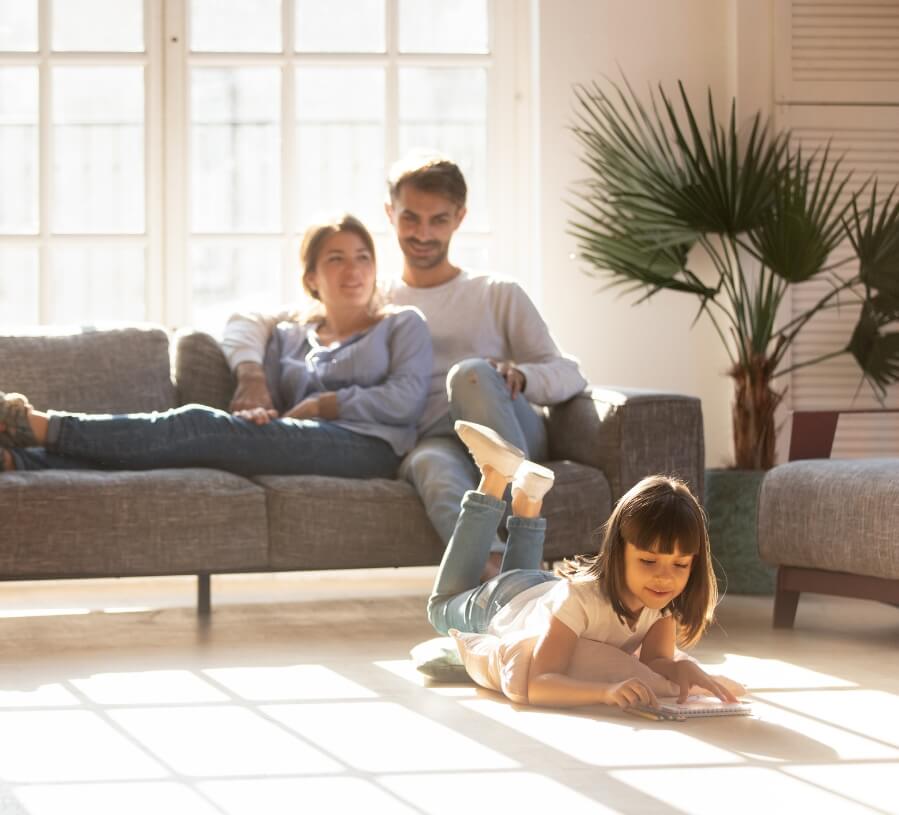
left=512, top=461, right=555, bottom=502
left=454, top=420, right=524, bottom=479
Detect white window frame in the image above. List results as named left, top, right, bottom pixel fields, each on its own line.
left=162, top=0, right=533, bottom=328
left=0, top=0, right=165, bottom=324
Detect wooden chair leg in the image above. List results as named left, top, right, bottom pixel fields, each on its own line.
left=772, top=568, right=798, bottom=628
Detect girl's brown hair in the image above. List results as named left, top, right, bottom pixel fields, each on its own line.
left=557, top=475, right=717, bottom=647
left=299, top=213, right=384, bottom=319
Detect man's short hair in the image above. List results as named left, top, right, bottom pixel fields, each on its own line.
left=387, top=150, right=467, bottom=209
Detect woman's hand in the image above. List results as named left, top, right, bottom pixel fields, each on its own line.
left=232, top=407, right=278, bottom=425
left=283, top=397, right=320, bottom=420
left=667, top=660, right=739, bottom=704
left=602, top=678, right=660, bottom=710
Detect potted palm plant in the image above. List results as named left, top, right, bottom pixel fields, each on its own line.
left=569, top=78, right=899, bottom=591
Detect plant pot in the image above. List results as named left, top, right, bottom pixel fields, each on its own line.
left=704, top=468, right=775, bottom=595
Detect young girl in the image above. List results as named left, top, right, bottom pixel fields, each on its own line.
left=428, top=421, right=742, bottom=710
left=0, top=214, right=431, bottom=479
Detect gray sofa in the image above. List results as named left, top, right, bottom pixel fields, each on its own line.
left=0, top=325, right=705, bottom=615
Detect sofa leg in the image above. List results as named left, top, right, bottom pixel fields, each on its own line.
left=197, top=573, right=211, bottom=618
left=772, top=568, right=798, bottom=629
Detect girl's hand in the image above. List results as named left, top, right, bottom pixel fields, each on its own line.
left=232, top=407, right=278, bottom=424
left=603, top=678, right=659, bottom=710
left=669, top=660, right=738, bottom=704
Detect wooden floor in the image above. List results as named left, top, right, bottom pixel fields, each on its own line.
left=1, top=569, right=897, bottom=815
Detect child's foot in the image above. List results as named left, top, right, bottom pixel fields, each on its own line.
left=0, top=392, right=38, bottom=448
left=511, top=461, right=555, bottom=517
left=454, top=420, right=524, bottom=479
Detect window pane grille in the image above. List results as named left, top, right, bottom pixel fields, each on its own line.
left=399, top=67, right=488, bottom=230
left=0, top=0, right=37, bottom=51
left=0, top=67, right=38, bottom=234
left=190, top=242, right=283, bottom=331
left=191, top=67, right=281, bottom=234
left=398, top=0, right=488, bottom=54
left=296, top=67, right=385, bottom=228
left=53, top=67, right=145, bottom=234
left=48, top=246, right=146, bottom=324
left=190, top=0, right=281, bottom=53
left=0, top=248, right=39, bottom=325
left=52, top=0, right=143, bottom=52
left=295, top=0, right=385, bottom=53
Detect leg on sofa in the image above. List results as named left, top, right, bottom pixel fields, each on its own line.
left=773, top=567, right=800, bottom=629
left=197, top=573, right=211, bottom=618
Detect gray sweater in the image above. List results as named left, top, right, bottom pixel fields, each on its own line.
left=263, top=307, right=432, bottom=455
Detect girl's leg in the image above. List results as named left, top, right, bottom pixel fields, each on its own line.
left=45, top=404, right=399, bottom=478
left=427, top=489, right=506, bottom=634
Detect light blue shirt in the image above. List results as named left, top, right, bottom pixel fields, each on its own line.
left=263, top=307, right=432, bottom=455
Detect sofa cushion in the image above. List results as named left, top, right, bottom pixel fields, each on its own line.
left=257, top=460, right=610, bottom=571
left=0, top=469, right=269, bottom=577
left=173, top=329, right=234, bottom=410
left=0, top=325, right=175, bottom=413
left=758, top=458, right=899, bottom=580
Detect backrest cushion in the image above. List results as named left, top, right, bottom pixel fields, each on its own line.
left=0, top=325, right=176, bottom=413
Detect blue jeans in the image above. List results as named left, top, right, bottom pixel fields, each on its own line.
left=9, top=404, right=400, bottom=478
left=428, top=490, right=558, bottom=635
left=400, top=358, right=549, bottom=553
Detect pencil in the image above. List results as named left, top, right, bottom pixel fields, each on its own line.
left=627, top=707, right=663, bottom=721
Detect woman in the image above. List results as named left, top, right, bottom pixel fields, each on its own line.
left=0, top=214, right=432, bottom=479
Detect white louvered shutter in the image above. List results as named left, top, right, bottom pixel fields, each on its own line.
left=775, top=1, right=899, bottom=458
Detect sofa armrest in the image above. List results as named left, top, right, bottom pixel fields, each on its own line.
left=173, top=329, right=235, bottom=411
left=546, top=387, right=705, bottom=502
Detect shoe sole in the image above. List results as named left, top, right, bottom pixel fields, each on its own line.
left=454, top=420, right=524, bottom=478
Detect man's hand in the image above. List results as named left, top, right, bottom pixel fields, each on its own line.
left=230, top=362, right=274, bottom=413
left=282, top=397, right=320, bottom=420
left=489, top=359, right=526, bottom=399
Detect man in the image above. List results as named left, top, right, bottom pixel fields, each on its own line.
left=222, top=151, right=586, bottom=574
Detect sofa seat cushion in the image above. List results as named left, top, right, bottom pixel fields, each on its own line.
left=257, top=475, right=445, bottom=570
left=539, top=460, right=612, bottom=562
left=257, top=460, right=610, bottom=571
left=758, top=458, right=899, bottom=580
left=0, top=469, right=269, bottom=577
left=0, top=325, right=176, bottom=413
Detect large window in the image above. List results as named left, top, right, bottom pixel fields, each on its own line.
left=0, top=0, right=528, bottom=330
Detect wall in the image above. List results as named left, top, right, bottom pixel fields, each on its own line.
left=534, top=0, right=748, bottom=468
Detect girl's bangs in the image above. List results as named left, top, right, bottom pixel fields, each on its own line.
left=623, top=497, right=702, bottom=555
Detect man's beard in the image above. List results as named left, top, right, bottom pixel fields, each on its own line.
left=404, top=239, right=448, bottom=270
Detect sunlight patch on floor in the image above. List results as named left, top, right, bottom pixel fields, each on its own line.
left=262, top=701, right=520, bottom=773
left=203, top=664, right=379, bottom=701
left=109, top=705, right=343, bottom=776
left=610, top=766, right=882, bottom=815
left=72, top=670, right=228, bottom=705
left=0, top=683, right=80, bottom=709
left=0, top=710, right=166, bottom=782
left=199, top=777, right=420, bottom=814
left=460, top=698, right=743, bottom=767
left=12, top=782, right=221, bottom=815
left=708, top=654, right=857, bottom=690
left=784, top=763, right=899, bottom=812
left=753, top=689, right=899, bottom=749
left=380, top=771, right=627, bottom=815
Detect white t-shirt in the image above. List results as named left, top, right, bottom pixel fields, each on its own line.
left=487, top=577, right=666, bottom=655
left=221, top=270, right=587, bottom=434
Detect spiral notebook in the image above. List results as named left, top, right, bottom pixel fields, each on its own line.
left=628, top=695, right=752, bottom=721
